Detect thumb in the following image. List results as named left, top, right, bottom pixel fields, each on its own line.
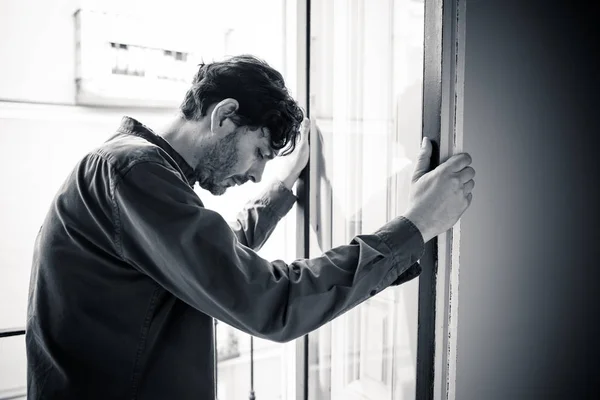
left=412, top=137, right=433, bottom=182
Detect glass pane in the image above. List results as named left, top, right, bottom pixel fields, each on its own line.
left=308, top=0, right=425, bottom=399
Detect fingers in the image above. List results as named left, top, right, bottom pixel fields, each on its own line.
left=457, top=166, right=476, bottom=183
left=463, top=179, right=475, bottom=194
left=412, top=137, right=433, bottom=182
left=300, top=117, right=310, bottom=134
left=289, top=118, right=309, bottom=151
left=444, top=152, right=472, bottom=172
left=297, top=118, right=310, bottom=146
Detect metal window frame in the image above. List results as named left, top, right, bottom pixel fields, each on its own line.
left=416, top=0, right=466, bottom=399
left=294, top=0, right=310, bottom=398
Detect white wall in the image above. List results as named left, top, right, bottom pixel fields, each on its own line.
left=0, top=0, right=80, bottom=104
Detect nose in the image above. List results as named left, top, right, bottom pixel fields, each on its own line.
left=248, top=162, right=266, bottom=183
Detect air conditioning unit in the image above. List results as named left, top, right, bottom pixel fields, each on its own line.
left=74, top=9, right=224, bottom=108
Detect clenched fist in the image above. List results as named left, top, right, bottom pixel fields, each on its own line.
left=403, top=137, right=475, bottom=243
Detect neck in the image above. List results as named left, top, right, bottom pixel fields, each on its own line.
left=157, top=114, right=212, bottom=169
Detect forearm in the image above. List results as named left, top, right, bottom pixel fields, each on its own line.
left=253, top=216, right=425, bottom=342
left=229, top=180, right=296, bottom=250
left=115, top=162, right=424, bottom=343
left=145, top=215, right=424, bottom=343
left=279, top=174, right=298, bottom=191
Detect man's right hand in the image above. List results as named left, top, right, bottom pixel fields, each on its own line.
left=403, top=137, right=476, bottom=243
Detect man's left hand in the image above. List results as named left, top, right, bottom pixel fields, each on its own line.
left=276, top=118, right=310, bottom=190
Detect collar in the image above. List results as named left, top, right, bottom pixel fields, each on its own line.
left=116, top=116, right=197, bottom=186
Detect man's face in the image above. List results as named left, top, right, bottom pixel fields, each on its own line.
left=195, top=126, right=276, bottom=195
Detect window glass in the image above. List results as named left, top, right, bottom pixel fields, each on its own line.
left=307, top=0, right=425, bottom=399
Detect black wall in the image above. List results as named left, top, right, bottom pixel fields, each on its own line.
left=456, top=1, right=600, bottom=399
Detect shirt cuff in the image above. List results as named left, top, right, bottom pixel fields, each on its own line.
left=377, top=216, right=425, bottom=259
left=257, top=180, right=297, bottom=219
left=374, top=216, right=425, bottom=288
left=389, top=261, right=422, bottom=286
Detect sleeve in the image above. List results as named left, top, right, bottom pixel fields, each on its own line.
left=228, top=181, right=296, bottom=251
left=113, top=161, right=425, bottom=343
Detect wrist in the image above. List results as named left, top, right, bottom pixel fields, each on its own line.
left=279, top=173, right=300, bottom=191
left=402, top=210, right=434, bottom=243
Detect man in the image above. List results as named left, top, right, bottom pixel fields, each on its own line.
left=26, top=55, right=475, bottom=399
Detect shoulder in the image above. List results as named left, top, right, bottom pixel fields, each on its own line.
left=93, top=133, right=182, bottom=182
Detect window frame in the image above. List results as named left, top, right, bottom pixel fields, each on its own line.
left=418, top=0, right=467, bottom=399
left=297, top=0, right=467, bottom=399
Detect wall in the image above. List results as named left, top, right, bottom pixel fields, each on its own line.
left=455, top=1, right=599, bottom=399
left=0, top=0, right=80, bottom=104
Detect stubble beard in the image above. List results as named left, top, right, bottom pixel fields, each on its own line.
left=195, top=132, right=240, bottom=196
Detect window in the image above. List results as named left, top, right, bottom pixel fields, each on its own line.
left=306, top=0, right=425, bottom=399
left=0, top=0, right=460, bottom=399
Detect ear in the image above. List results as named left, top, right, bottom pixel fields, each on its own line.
left=210, top=98, right=239, bottom=136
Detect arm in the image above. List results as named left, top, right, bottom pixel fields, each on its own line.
left=114, top=161, right=424, bottom=343
left=228, top=117, right=308, bottom=250
left=228, top=180, right=296, bottom=251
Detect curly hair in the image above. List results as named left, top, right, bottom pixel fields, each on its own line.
left=180, top=55, right=304, bottom=155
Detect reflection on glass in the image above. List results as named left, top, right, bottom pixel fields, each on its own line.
left=308, top=0, right=425, bottom=399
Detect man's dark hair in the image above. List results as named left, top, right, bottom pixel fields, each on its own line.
left=180, top=55, right=304, bottom=155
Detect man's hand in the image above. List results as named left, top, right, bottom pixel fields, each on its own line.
left=403, top=137, right=476, bottom=243
left=276, top=118, right=310, bottom=190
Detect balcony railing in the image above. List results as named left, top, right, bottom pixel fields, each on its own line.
left=0, top=328, right=25, bottom=339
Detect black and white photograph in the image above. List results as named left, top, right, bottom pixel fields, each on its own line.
left=0, top=0, right=598, bottom=399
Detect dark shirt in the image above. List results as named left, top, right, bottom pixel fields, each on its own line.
left=26, top=116, right=425, bottom=399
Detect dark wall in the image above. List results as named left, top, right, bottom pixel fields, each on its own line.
left=455, top=1, right=599, bottom=399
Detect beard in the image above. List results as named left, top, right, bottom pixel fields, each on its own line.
left=194, top=131, right=240, bottom=196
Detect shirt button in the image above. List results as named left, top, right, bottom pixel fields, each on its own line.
left=370, top=289, right=377, bottom=296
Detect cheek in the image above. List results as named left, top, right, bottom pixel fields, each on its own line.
left=224, top=151, right=252, bottom=177
left=238, top=157, right=257, bottom=174
left=233, top=147, right=256, bottom=171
